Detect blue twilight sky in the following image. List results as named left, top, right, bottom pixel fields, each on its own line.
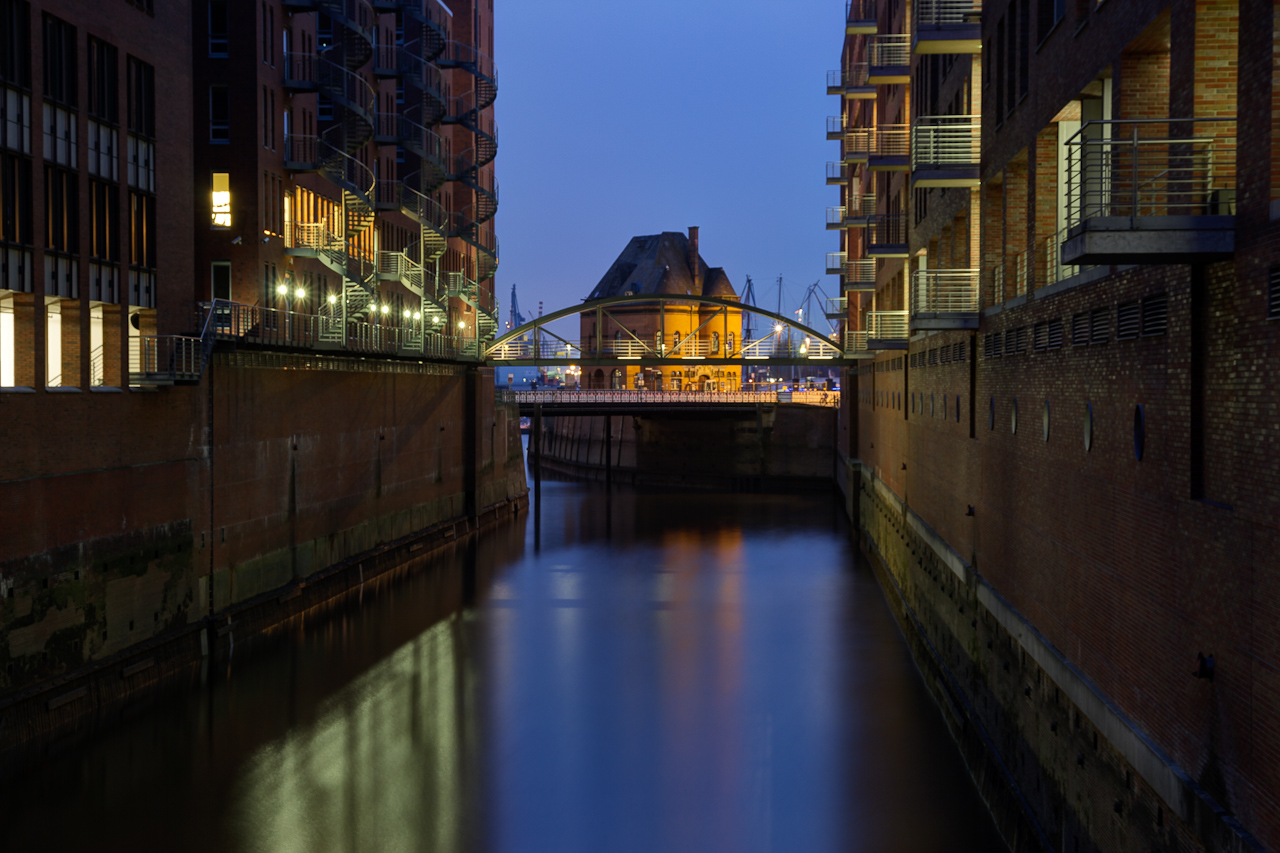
left=492, top=0, right=843, bottom=333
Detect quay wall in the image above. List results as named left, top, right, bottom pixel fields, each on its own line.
left=0, top=354, right=527, bottom=756
left=537, top=404, right=837, bottom=489
left=841, top=256, right=1277, bottom=852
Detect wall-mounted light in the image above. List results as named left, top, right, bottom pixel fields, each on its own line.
left=380, top=304, right=390, bottom=315
left=276, top=283, right=288, bottom=296
left=328, top=294, right=337, bottom=304
left=295, top=287, right=306, bottom=300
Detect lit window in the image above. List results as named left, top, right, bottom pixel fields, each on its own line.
left=211, top=172, right=231, bottom=228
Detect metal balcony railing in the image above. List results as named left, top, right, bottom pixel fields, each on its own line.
left=827, top=115, right=845, bottom=139
left=826, top=252, right=847, bottom=275
left=867, top=310, right=910, bottom=340
left=1065, top=118, right=1237, bottom=227
left=129, top=335, right=204, bottom=383
left=827, top=161, right=849, bottom=184
left=845, top=330, right=869, bottom=352
left=831, top=64, right=875, bottom=96
left=827, top=207, right=847, bottom=228
left=847, top=193, right=877, bottom=221
left=866, top=214, right=909, bottom=252
left=844, top=128, right=873, bottom=161
left=825, top=297, right=848, bottom=318
left=844, top=258, right=877, bottom=289
left=872, top=125, right=911, bottom=157
left=846, top=0, right=877, bottom=22
left=915, top=0, right=982, bottom=25
left=868, top=34, right=912, bottom=68
left=910, top=269, right=980, bottom=313
left=912, top=116, right=981, bottom=170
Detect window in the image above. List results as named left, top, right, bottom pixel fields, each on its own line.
left=126, top=0, right=154, bottom=13
left=87, top=37, right=117, bottom=124
left=1, top=86, right=31, bottom=154
left=0, top=149, right=32, bottom=246
left=89, top=179, right=118, bottom=260
left=211, top=171, right=231, bottom=228
left=126, top=57, right=154, bottom=138
left=211, top=260, right=231, bottom=300
left=0, top=0, right=31, bottom=89
left=727, top=331, right=734, bottom=353
left=209, top=1, right=229, bottom=56
left=88, top=119, right=117, bottom=179
left=127, top=135, right=154, bottom=191
left=44, top=164, right=77, bottom=253
left=210, top=85, right=229, bottom=143
left=711, top=331, right=719, bottom=353
left=129, top=190, right=155, bottom=269
left=42, top=14, right=75, bottom=107
left=1037, top=0, right=1065, bottom=41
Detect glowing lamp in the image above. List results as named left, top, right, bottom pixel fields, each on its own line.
left=380, top=304, right=390, bottom=315
left=277, top=284, right=288, bottom=296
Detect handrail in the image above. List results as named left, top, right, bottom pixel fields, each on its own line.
left=867, top=310, right=910, bottom=339
left=915, top=0, right=982, bottom=26
left=501, top=389, right=841, bottom=407
left=912, top=116, right=980, bottom=169
left=872, top=124, right=911, bottom=157
left=868, top=34, right=912, bottom=66
left=910, top=269, right=980, bottom=313
left=1064, top=117, right=1237, bottom=227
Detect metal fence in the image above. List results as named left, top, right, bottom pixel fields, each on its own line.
left=500, top=389, right=840, bottom=407
left=873, top=125, right=911, bottom=157
left=868, top=34, right=912, bottom=67
left=915, top=0, right=983, bottom=26
left=910, top=269, right=981, bottom=313
left=1064, top=118, right=1236, bottom=226
left=867, top=310, right=910, bottom=339
left=912, top=116, right=981, bottom=170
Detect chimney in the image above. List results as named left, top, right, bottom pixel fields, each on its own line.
left=687, top=226, right=701, bottom=293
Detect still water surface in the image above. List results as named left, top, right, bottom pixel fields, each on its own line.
left=1, top=457, right=1004, bottom=852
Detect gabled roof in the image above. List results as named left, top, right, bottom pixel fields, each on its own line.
left=587, top=231, right=736, bottom=300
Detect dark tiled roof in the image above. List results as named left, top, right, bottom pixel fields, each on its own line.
left=587, top=232, right=737, bottom=300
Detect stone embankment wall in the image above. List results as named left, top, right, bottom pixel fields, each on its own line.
left=0, top=355, right=527, bottom=756
left=538, top=404, right=836, bottom=489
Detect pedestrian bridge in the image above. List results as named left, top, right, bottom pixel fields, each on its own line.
left=485, top=295, right=871, bottom=367
left=498, top=388, right=839, bottom=414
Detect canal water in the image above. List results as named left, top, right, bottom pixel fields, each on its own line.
left=0, top=452, right=1004, bottom=852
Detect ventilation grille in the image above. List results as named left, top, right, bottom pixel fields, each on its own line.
left=1047, top=318, right=1063, bottom=349
left=1270, top=267, right=1280, bottom=319
left=1033, top=322, right=1048, bottom=351
left=1141, top=293, right=1168, bottom=336
left=1072, top=312, right=1089, bottom=346
left=1090, top=307, right=1109, bottom=345
left=1117, top=300, right=1140, bottom=340
left=952, top=342, right=966, bottom=362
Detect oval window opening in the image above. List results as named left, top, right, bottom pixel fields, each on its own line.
left=1011, top=399, right=1019, bottom=434
left=1043, top=400, right=1051, bottom=442
left=1134, top=404, right=1145, bottom=461
left=1083, top=403, right=1093, bottom=452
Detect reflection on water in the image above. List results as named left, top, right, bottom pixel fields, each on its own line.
left=0, top=455, right=1004, bottom=853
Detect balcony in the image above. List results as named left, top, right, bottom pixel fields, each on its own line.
left=826, top=161, right=850, bottom=185
left=828, top=65, right=876, bottom=99
left=827, top=115, right=845, bottom=140
left=868, top=310, right=910, bottom=348
left=867, top=214, right=909, bottom=257
left=827, top=207, right=847, bottom=230
left=1062, top=118, right=1236, bottom=265
left=826, top=252, right=847, bottom=276
left=909, top=269, right=980, bottom=329
left=846, top=193, right=877, bottom=225
left=867, top=35, right=911, bottom=84
left=846, top=0, right=877, bottom=34
left=869, top=125, right=910, bottom=171
left=913, top=0, right=982, bottom=53
left=911, top=116, right=981, bottom=187
left=825, top=297, right=848, bottom=319
left=843, top=129, right=873, bottom=164
left=843, top=259, right=878, bottom=291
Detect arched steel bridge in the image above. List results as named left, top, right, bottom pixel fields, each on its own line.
left=485, top=295, right=873, bottom=366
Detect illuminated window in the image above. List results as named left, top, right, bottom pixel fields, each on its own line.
left=211, top=172, right=230, bottom=228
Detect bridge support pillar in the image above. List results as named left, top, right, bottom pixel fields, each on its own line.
left=605, top=414, right=612, bottom=487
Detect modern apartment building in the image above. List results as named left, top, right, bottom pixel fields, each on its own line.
left=830, top=0, right=1275, bottom=849
left=0, top=0, right=524, bottom=744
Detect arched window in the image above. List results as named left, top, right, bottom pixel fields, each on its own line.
left=656, top=330, right=664, bottom=351
left=727, top=332, right=735, bottom=353
left=711, top=332, right=720, bottom=353
left=672, top=331, right=682, bottom=350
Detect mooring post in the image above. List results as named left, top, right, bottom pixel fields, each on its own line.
left=605, top=414, right=613, bottom=487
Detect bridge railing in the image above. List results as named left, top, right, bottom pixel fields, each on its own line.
left=488, top=338, right=584, bottom=360
left=498, top=389, right=840, bottom=407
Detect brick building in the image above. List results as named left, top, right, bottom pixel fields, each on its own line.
left=577, top=227, right=743, bottom=391
left=830, top=0, right=1276, bottom=850
left=0, top=0, right=523, bottom=745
